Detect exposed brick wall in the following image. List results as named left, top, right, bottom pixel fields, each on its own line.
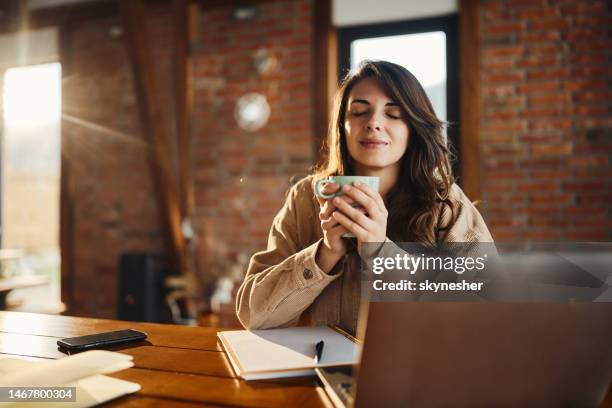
left=479, top=0, right=612, bottom=241
left=63, top=10, right=170, bottom=317
left=62, top=0, right=314, bottom=317
left=191, top=0, right=314, bottom=260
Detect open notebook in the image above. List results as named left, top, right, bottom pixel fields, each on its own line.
left=218, top=326, right=359, bottom=380
left=0, top=350, right=139, bottom=407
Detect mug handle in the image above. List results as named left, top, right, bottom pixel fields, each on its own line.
left=315, top=178, right=336, bottom=199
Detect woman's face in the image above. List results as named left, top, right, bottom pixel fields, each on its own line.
left=343, top=77, right=410, bottom=173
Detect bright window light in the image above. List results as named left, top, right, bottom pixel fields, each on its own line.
left=351, top=31, right=447, bottom=120
left=3, top=63, right=61, bottom=130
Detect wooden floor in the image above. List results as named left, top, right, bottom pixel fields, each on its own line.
left=0, top=311, right=329, bottom=407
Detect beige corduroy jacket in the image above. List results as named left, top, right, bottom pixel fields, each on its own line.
left=235, top=175, right=494, bottom=332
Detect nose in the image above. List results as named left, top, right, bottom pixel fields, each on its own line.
left=366, top=116, right=382, bottom=131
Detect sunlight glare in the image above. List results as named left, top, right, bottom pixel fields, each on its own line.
left=3, top=63, right=61, bottom=130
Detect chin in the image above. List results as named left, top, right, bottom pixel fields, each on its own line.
left=355, top=157, right=395, bottom=170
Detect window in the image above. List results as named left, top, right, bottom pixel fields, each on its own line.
left=338, top=16, right=460, bottom=178
left=1, top=63, right=62, bottom=312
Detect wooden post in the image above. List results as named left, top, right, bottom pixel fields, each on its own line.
left=313, top=0, right=337, bottom=160
left=459, top=0, right=482, bottom=202
left=121, top=0, right=187, bottom=277
left=173, top=0, right=195, bottom=221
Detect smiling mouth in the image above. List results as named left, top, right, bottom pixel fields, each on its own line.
left=359, top=140, right=388, bottom=148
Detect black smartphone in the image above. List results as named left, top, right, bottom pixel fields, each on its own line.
left=57, top=329, right=147, bottom=352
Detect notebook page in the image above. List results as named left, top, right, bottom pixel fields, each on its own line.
left=220, top=326, right=358, bottom=374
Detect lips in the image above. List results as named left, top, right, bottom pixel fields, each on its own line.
left=359, top=139, right=388, bottom=148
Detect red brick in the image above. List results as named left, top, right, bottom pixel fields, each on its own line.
left=485, top=72, right=525, bottom=83
left=574, top=91, right=612, bottom=103
left=518, top=7, right=558, bottom=19
left=487, top=169, right=527, bottom=179
left=527, top=68, right=570, bottom=80
left=571, top=106, right=609, bottom=116
left=574, top=15, right=612, bottom=27
left=563, top=182, right=605, bottom=192
left=529, top=18, right=571, bottom=31
left=483, top=59, right=516, bottom=70
left=560, top=2, right=607, bottom=15
left=508, top=0, right=546, bottom=7
left=518, top=182, right=560, bottom=192
left=483, top=46, right=524, bottom=58
left=520, top=157, right=566, bottom=167
left=571, top=66, right=612, bottom=76
left=520, top=134, right=563, bottom=143
left=569, top=53, right=607, bottom=65
left=576, top=192, right=612, bottom=205
left=517, top=81, right=560, bottom=93
left=482, top=121, right=527, bottom=133
left=568, top=156, right=610, bottom=168
left=517, top=55, right=559, bottom=68
left=484, top=111, right=519, bottom=121
left=531, top=142, right=573, bottom=156
left=523, top=107, right=565, bottom=118
left=528, top=192, right=573, bottom=205
left=486, top=22, right=524, bottom=34
left=528, top=93, right=571, bottom=105
left=530, top=169, right=573, bottom=179
left=564, top=80, right=609, bottom=91
left=564, top=29, right=608, bottom=42
left=529, top=119, right=573, bottom=131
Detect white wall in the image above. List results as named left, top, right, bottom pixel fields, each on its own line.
left=333, top=0, right=458, bottom=27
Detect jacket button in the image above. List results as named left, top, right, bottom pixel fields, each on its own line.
left=303, top=269, right=313, bottom=280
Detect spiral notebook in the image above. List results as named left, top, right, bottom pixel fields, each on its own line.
left=217, top=326, right=358, bottom=380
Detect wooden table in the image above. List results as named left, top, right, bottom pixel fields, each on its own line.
left=0, top=311, right=329, bottom=407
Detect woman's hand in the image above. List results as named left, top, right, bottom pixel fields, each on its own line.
left=315, top=183, right=350, bottom=273
left=331, top=182, right=388, bottom=254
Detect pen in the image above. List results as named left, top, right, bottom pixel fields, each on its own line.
left=315, top=340, right=324, bottom=363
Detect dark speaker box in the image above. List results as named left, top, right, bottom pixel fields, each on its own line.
left=118, top=253, right=170, bottom=322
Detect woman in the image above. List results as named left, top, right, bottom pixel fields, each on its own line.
left=236, top=60, right=493, bottom=330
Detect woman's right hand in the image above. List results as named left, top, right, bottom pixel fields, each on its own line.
left=315, top=183, right=349, bottom=274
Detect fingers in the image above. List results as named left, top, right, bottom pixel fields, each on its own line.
left=320, top=215, right=340, bottom=231
left=319, top=199, right=336, bottom=221
left=339, top=184, right=384, bottom=220
left=353, top=182, right=386, bottom=213
left=332, top=210, right=368, bottom=240
left=332, top=196, right=376, bottom=232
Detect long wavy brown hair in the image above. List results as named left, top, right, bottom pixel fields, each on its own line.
left=314, top=60, right=457, bottom=246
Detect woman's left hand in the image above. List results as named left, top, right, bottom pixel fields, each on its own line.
left=331, top=181, right=388, bottom=252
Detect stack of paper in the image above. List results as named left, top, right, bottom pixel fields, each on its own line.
left=0, top=350, right=139, bottom=407
left=218, top=326, right=358, bottom=380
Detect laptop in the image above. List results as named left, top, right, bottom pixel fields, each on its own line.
left=317, top=302, right=612, bottom=407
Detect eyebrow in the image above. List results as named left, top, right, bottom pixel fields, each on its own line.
left=350, top=99, right=399, bottom=107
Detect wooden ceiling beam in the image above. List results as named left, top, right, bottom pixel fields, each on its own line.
left=29, top=0, right=119, bottom=29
